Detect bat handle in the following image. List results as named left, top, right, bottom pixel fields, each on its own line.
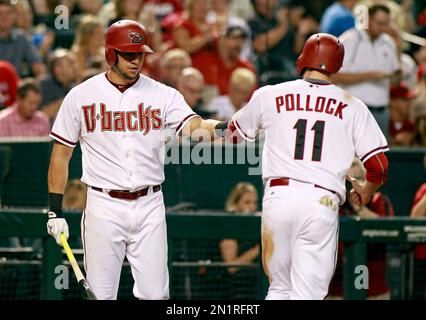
left=60, top=233, right=85, bottom=282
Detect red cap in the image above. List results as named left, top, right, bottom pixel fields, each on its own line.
left=105, top=20, right=153, bottom=66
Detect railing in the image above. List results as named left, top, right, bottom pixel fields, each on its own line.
left=1, top=209, right=426, bottom=299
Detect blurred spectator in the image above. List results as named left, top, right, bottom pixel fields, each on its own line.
left=414, top=117, right=426, bottom=146
left=39, top=49, right=78, bottom=121
left=207, top=67, right=256, bottom=121
left=248, top=0, right=304, bottom=86
left=320, top=0, right=356, bottom=37
left=329, top=158, right=394, bottom=299
left=215, top=25, right=256, bottom=96
left=410, top=181, right=426, bottom=300
left=229, top=0, right=255, bottom=21
left=387, top=27, right=418, bottom=90
left=144, top=0, right=184, bottom=22
left=0, top=78, right=50, bottom=137
left=207, top=0, right=253, bottom=60
left=415, top=45, right=426, bottom=82
left=0, top=60, right=19, bottom=109
left=68, top=0, right=103, bottom=16
left=159, top=6, right=185, bottom=45
left=220, top=182, right=260, bottom=276
left=63, top=179, right=87, bottom=210
left=71, top=14, right=105, bottom=81
left=14, top=0, right=55, bottom=60
left=176, top=67, right=213, bottom=117
left=159, top=48, right=192, bottom=88
left=288, top=1, right=319, bottom=38
left=32, top=0, right=51, bottom=14
left=98, top=0, right=117, bottom=27
left=411, top=70, right=426, bottom=146
left=81, top=67, right=104, bottom=83
left=0, top=0, right=45, bottom=78
left=173, top=0, right=221, bottom=87
left=389, top=84, right=416, bottom=146
left=357, top=0, right=416, bottom=33
left=334, top=4, right=400, bottom=138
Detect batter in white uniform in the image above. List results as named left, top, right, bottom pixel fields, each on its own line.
left=228, top=33, right=390, bottom=299
left=46, top=20, right=224, bottom=300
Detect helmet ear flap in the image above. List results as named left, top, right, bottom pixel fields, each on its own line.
left=105, top=47, right=117, bottom=66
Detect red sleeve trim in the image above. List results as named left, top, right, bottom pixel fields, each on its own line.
left=49, top=132, right=77, bottom=147
left=364, top=152, right=388, bottom=185
left=175, top=113, right=199, bottom=135
left=360, top=145, right=389, bottom=162
left=226, top=120, right=243, bottom=144
left=234, top=120, right=255, bottom=142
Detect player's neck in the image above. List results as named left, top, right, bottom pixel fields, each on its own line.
left=106, top=69, right=137, bottom=86
left=303, top=70, right=331, bottom=83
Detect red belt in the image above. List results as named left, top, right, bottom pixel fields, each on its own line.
left=269, top=178, right=337, bottom=195
left=90, top=185, right=161, bottom=200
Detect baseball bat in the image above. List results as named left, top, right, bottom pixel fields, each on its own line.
left=60, top=233, right=97, bottom=300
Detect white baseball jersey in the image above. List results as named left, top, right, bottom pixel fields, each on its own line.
left=233, top=79, right=389, bottom=203
left=50, top=73, right=198, bottom=190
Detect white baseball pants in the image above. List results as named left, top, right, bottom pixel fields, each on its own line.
left=262, top=179, right=339, bottom=300
left=81, top=187, right=169, bottom=300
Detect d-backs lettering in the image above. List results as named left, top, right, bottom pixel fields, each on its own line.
left=82, top=103, right=162, bottom=135
left=275, top=94, right=347, bottom=120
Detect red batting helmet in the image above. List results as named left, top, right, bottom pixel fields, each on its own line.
left=296, top=33, right=345, bottom=76
left=105, top=20, right=153, bottom=66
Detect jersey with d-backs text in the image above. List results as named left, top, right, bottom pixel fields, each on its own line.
left=50, top=73, right=198, bottom=190
left=233, top=79, right=388, bottom=203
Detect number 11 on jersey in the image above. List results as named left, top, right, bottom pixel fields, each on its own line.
left=293, top=119, right=325, bottom=162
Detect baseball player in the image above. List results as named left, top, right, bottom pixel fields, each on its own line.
left=227, top=33, right=389, bottom=299
left=46, top=20, right=225, bottom=300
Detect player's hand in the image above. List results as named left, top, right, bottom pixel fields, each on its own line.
left=47, top=213, right=69, bottom=246
left=346, top=175, right=372, bottom=207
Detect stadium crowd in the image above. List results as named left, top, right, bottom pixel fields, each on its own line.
left=0, top=0, right=425, bottom=146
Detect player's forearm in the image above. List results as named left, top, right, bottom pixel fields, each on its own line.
left=184, top=117, right=222, bottom=141
left=199, top=119, right=222, bottom=140
left=411, top=196, right=426, bottom=218
left=48, top=143, right=73, bottom=194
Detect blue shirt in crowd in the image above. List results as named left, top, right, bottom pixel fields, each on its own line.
left=320, top=2, right=355, bottom=37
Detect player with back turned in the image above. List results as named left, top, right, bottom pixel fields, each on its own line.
left=46, top=20, right=226, bottom=300
left=227, top=33, right=389, bottom=299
